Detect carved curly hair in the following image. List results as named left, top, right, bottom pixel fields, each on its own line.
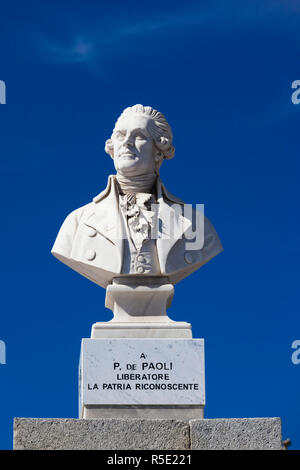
left=105, top=104, right=175, bottom=172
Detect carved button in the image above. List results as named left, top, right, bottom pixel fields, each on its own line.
left=184, top=252, right=193, bottom=264
left=137, top=255, right=145, bottom=262
left=86, top=227, right=97, bottom=237
left=85, top=249, right=96, bottom=261
left=136, top=266, right=144, bottom=273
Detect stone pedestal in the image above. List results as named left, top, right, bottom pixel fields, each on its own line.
left=91, top=322, right=192, bottom=339
left=91, top=280, right=192, bottom=339
left=13, top=417, right=283, bottom=450
left=79, top=338, right=205, bottom=419
left=105, top=281, right=174, bottom=322
left=14, top=283, right=283, bottom=451
left=82, top=281, right=200, bottom=419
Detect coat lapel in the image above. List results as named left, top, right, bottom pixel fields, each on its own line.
left=84, top=175, right=125, bottom=272
left=82, top=175, right=191, bottom=276
left=156, top=178, right=191, bottom=273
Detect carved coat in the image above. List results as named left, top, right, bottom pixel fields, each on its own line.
left=51, top=175, right=223, bottom=288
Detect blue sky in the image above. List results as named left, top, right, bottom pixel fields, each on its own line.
left=0, top=0, right=300, bottom=449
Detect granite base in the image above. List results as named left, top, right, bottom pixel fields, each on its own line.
left=13, top=417, right=282, bottom=450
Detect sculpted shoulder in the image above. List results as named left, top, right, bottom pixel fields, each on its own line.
left=51, top=200, right=96, bottom=260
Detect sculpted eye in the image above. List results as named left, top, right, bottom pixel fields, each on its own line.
left=115, top=131, right=125, bottom=140
left=135, top=132, right=147, bottom=140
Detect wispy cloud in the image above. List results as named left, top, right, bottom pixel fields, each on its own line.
left=40, top=36, right=95, bottom=65
left=35, top=0, right=285, bottom=73
left=37, top=5, right=207, bottom=68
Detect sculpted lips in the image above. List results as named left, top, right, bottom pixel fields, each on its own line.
left=120, top=151, right=136, bottom=159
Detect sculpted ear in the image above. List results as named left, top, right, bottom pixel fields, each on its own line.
left=105, top=139, right=114, bottom=159
left=154, top=149, right=164, bottom=173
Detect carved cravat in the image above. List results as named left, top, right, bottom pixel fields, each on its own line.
left=120, top=192, right=155, bottom=251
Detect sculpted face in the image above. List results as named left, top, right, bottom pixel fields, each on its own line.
left=112, top=114, right=156, bottom=176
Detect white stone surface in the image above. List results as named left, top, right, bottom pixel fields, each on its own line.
left=105, top=282, right=174, bottom=322
left=92, top=279, right=192, bottom=337
left=51, top=104, right=223, bottom=290
left=91, top=322, right=192, bottom=338
left=81, top=405, right=204, bottom=419
left=79, top=339, right=205, bottom=411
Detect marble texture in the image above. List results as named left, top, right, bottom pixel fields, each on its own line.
left=79, top=339, right=205, bottom=411
left=105, top=282, right=174, bottom=322
left=51, top=104, right=223, bottom=291
left=82, top=404, right=204, bottom=419
left=91, top=278, right=192, bottom=336
left=91, top=322, right=192, bottom=339
left=52, top=175, right=223, bottom=288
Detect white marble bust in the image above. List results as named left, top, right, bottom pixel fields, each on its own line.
left=51, top=104, right=223, bottom=289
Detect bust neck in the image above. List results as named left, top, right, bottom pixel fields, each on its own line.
left=116, top=172, right=157, bottom=194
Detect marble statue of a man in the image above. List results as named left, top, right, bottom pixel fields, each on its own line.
left=51, top=104, right=223, bottom=289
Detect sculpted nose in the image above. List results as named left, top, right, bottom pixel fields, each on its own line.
left=123, top=133, right=134, bottom=147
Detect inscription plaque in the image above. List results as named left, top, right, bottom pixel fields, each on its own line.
left=79, top=339, right=205, bottom=408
